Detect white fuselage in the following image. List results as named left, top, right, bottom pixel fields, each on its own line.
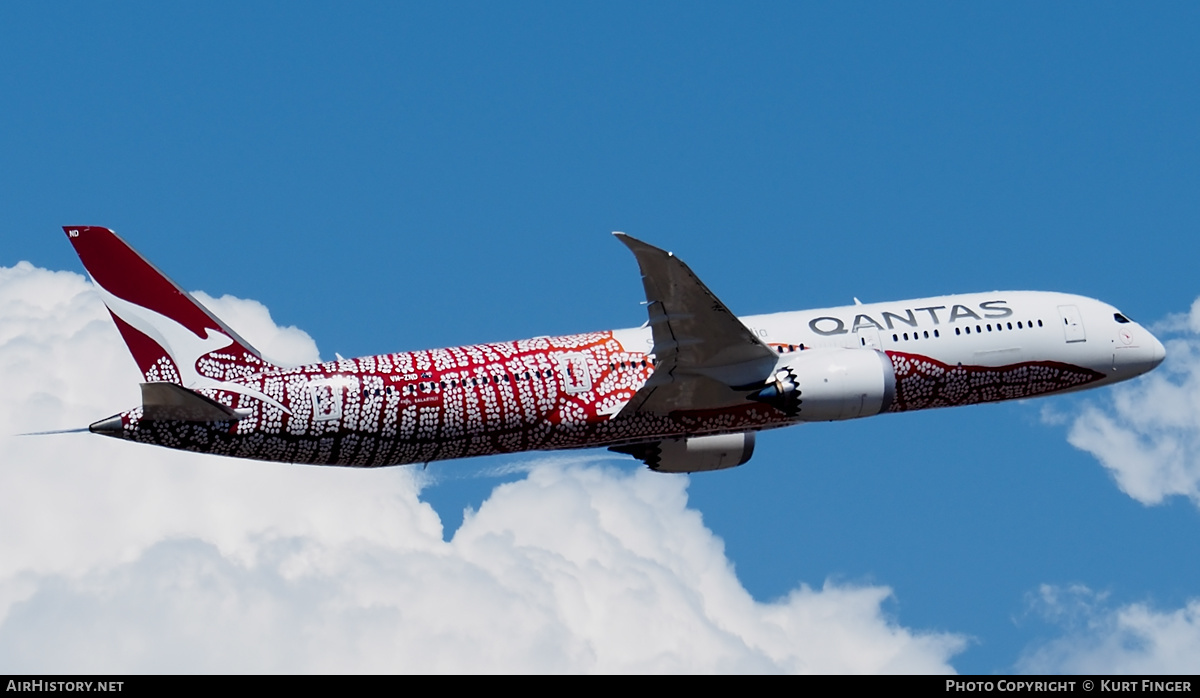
left=616, top=290, right=1163, bottom=393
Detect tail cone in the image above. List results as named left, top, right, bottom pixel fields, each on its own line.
left=88, top=415, right=124, bottom=437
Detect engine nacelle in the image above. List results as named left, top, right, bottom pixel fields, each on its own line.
left=750, top=348, right=896, bottom=421
left=611, top=432, right=756, bottom=473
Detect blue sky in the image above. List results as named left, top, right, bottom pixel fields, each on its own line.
left=3, top=3, right=1199, bottom=673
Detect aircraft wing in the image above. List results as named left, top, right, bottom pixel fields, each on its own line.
left=613, top=233, right=777, bottom=416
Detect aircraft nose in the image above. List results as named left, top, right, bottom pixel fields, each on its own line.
left=1149, top=331, right=1166, bottom=368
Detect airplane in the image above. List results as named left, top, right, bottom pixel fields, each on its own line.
left=59, top=225, right=1165, bottom=473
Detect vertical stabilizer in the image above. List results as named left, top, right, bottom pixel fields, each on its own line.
left=63, top=226, right=276, bottom=386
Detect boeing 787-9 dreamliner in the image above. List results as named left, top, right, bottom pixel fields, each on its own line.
left=60, top=226, right=1165, bottom=473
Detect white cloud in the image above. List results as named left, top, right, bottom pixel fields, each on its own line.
left=0, top=262, right=964, bottom=673
left=1019, top=585, right=1200, bottom=674
left=1063, top=296, right=1200, bottom=507
left=1029, top=300, right=1200, bottom=673
left=193, top=291, right=320, bottom=367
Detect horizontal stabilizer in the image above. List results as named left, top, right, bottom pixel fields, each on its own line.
left=141, top=382, right=246, bottom=422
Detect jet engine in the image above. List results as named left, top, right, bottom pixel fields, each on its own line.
left=746, top=348, right=896, bottom=421
left=610, top=432, right=756, bottom=473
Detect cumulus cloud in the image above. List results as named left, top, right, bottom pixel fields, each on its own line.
left=1018, top=585, right=1200, bottom=674
left=192, top=291, right=320, bottom=367
left=1063, top=296, right=1200, bottom=507
left=0, top=262, right=964, bottom=673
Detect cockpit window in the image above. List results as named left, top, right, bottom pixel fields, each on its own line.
left=1114, top=313, right=1132, bottom=324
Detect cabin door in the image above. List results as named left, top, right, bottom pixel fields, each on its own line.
left=855, top=325, right=882, bottom=350
left=308, top=379, right=344, bottom=421
left=558, top=353, right=593, bottom=394
left=1057, top=305, right=1087, bottom=343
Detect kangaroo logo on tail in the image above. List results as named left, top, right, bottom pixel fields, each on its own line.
left=64, top=226, right=290, bottom=414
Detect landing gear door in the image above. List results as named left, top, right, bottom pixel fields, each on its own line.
left=1058, top=305, right=1086, bottom=343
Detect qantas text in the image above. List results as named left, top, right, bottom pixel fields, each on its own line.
left=808, top=300, right=1013, bottom=336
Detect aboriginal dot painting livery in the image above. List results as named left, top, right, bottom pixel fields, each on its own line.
left=62, top=227, right=1165, bottom=473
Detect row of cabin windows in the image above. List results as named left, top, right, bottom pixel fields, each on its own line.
left=953, top=319, right=1043, bottom=337
left=361, top=368, right=560, bottom=398
left=610, top=360, right=654, bottom=370
left=893, top=329, right=941, bottom=341
left=775, top=344, right=806, bottom=353
left=890, top=319, right=1044, bottom=343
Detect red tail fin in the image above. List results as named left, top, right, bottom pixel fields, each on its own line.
left=63, top=226, right=276, bottom=385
